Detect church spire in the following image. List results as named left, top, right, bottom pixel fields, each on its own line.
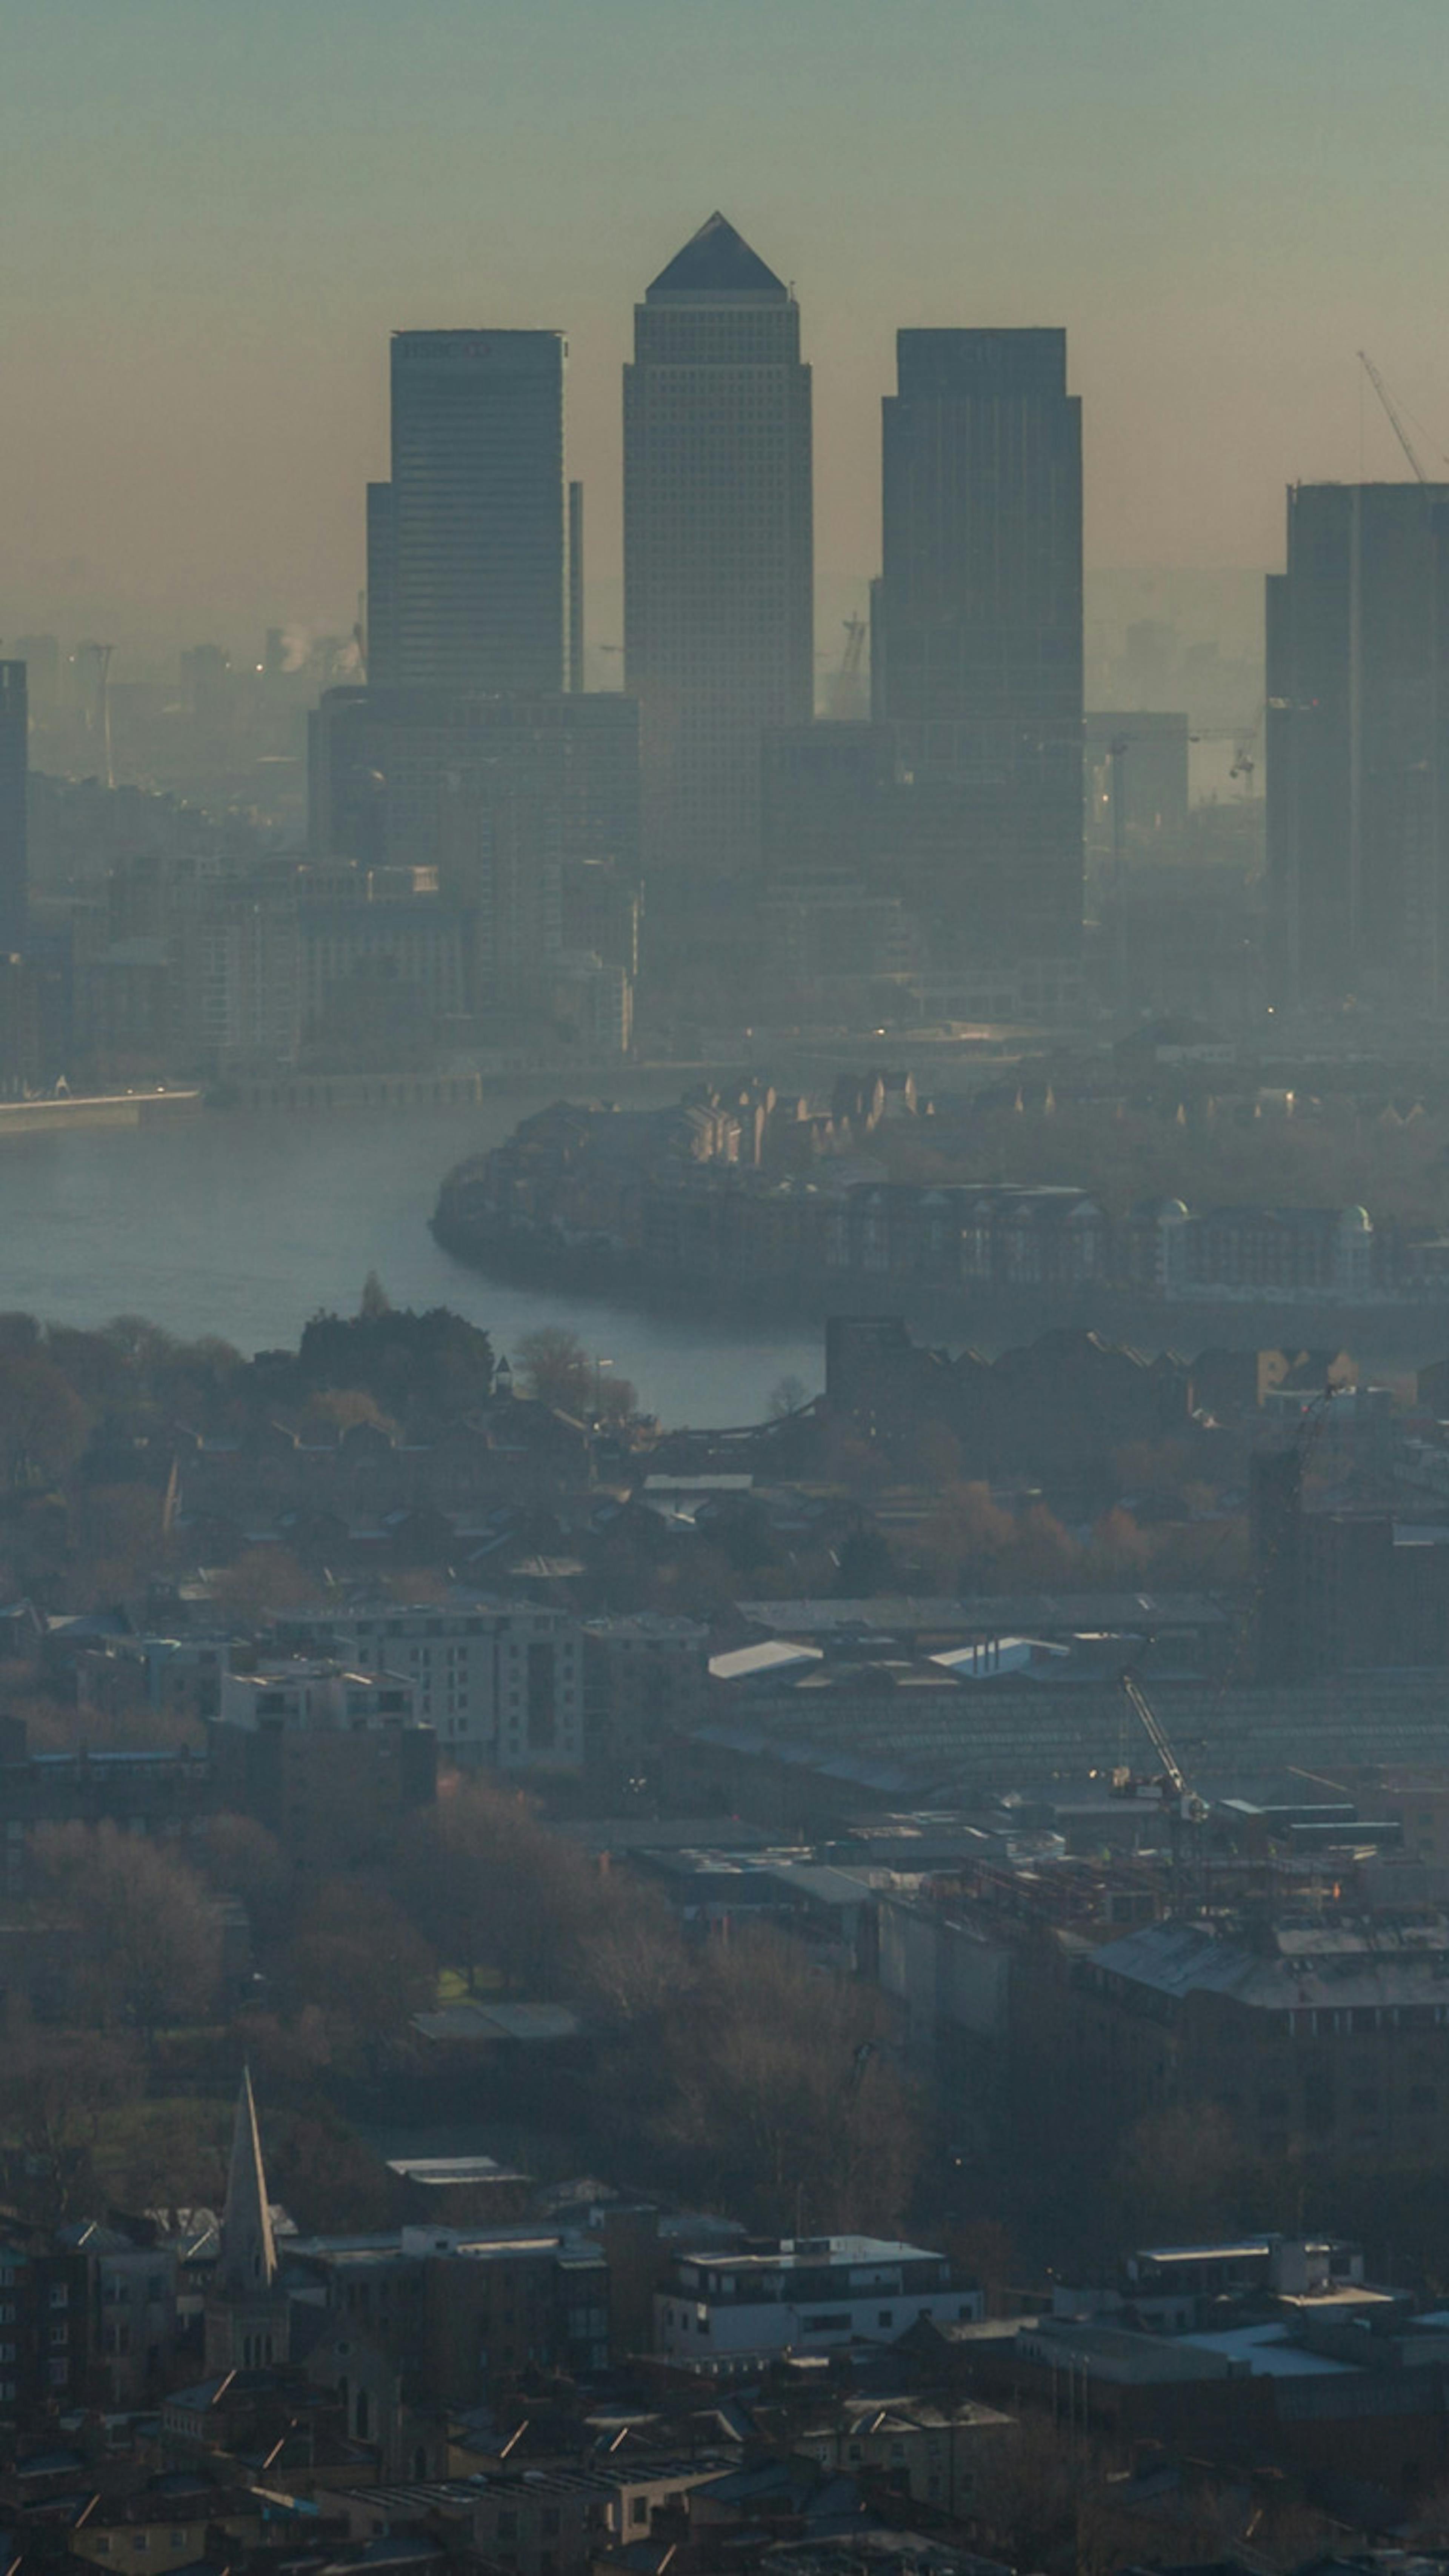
left=219, top=2064, right=277, bottom=2298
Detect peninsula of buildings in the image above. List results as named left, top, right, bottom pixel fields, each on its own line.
left=432, top=1055, right=1449, bottom=1338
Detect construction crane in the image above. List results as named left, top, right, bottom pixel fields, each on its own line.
left=824, top=613, right=869, bottom=718
left=1112, top=1669, right=1208, bottom=1823
left=1189, top=704, right=1264, bottom=790
left=1358, top=350, right=1430, bottom=484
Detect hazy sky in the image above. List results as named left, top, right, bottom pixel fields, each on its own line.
left=3, top=0, right=1449, bottom=656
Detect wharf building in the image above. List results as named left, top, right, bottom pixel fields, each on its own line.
left=1267, top=480, right=1449, bottom=1012
left=872, top=329, right=1084, bottom=962
left=624, top=212, right=814, bottom=892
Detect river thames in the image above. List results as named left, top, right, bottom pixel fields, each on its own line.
left=0, top=1086, right=823, bottom=1427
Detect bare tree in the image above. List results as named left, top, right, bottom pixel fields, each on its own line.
left=0, top=1347, right=89, bottom=1491
left=662, top=1930, right=920, bottom=2234
left=279, top=1876, right=437, bottom=2073
left=33, top=1822, right=224, bottom=2033
left=768, top=1373, right=809, bottom=1419
left=0, top=2001, right=143, bottom=2223
left=515, top=1326, right=594, bottom=1414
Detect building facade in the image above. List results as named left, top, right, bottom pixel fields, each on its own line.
left=308, top=685, right=639, bottom=1016
left=275, top=1600, right=586, bottom=1772
left=624, top=212, right=813, bottom=885
left=370, top=331, right=568, bottom=696
left=292, top=2218, right=610, bottom=2402
left=652, top=2234, right=979, bottom=2365
left=208, top=1660, right=436, bottom=1857
left=873, top=329, right=1083, bottom=960
left=1267, top=480, right=1449, bottom=1009
left=0, top=2230, right=89, bottom=2422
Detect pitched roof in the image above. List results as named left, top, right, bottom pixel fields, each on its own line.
left=646, top=212, right=787, bottom=300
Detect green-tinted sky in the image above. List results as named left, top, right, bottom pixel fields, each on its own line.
left=3, top=0, right=1448, bottom=651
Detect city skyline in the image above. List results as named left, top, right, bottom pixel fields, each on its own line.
left=4, top=0, right=1449, bottom=648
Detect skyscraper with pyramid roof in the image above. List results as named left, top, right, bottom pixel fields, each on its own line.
left=205, top=2067, right=289, bottom=2373
left=624, top=212, right=813, bottom=897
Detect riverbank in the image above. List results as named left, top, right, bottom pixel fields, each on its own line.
left=0, top=1087, right=820, bottom=1422
left=0, top=1087, right=201, bottom=1136
left=219, top=1059, right=638, bottom=1113
left=431, top=1206, right=1449, bottom=1365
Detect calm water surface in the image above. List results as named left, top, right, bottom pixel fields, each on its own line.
left=0, top=1085, right=823, bottom=1426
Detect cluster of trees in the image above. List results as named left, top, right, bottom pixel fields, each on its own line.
left=912, top=1474, right=1246, bottom=1595
left=0, top=1289, right=526, bottom=1608
left=0, top=1778, right=919, bottom=2245
left=512, top=1326, right=638, bottom=1423
left=391, top=1780, right=917, bottom=2234
left=268, top=1278, right=497, bottom=1421
left=964, top=2413, right=1340, bottom=2576
left=0, top=1284, right=499, bottom=1477
left=23, top=1780, right=1449, bottom=2308
left=886, top=1088, right=1449, bottom=1228
left=0, top=1289, right=673, bottom=1616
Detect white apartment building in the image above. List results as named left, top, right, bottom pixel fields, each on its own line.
left=275, top=1601, right=583, bottom=1772
left=653, top=2234, right=980, bottom=2365
left=218, top=1661, right=417, bottom=1734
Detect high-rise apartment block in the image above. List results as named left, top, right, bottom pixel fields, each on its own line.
left=873, top=329, right=1083, bottom=958
left=624, top=212, right=813, bottom=884
left=1266, top=482, right=1449, bottom=1009
left=368, top=331, right=569, bottom=694
left=0, top=663, right=29, bottom=954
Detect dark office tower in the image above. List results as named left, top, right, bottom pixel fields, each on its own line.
left=386, top=331, right=567, bottom=693
left=761, top=722, right=897, bottom=885
left=309, top=686, right=639, bottom=1007
left=12, top=636, right=58, bottom=722
left=874, top=329, right=1083, bottom=958
left=1266, top=483, right=1449, bottom=1010
left=568, top=481, right=585, bottom=692
left=624, top=212, right=813, bottom=883
left=1250, top=1445, right=1304, bottom=1683
left=0, top=664, right=28, bottom=954
left=365, top=482, right=398, bottom=685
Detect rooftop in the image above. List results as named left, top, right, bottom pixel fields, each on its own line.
left=677, top=2234, right=944, bottom=2276
left=1090, top=1912, right=1449, bottom=2011
left=645, top=212, right=788, bottom=302
left=411, top=2001, right=581, bottom=2045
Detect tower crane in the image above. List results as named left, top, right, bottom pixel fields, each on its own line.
left=1189, top=704, right=1264, bottom=790
left=1358, top=350, right=1431, bottom=484
left=823, top=613, right=868, bottom=718
left=1112, top=1669, right=1208, bottom=1823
